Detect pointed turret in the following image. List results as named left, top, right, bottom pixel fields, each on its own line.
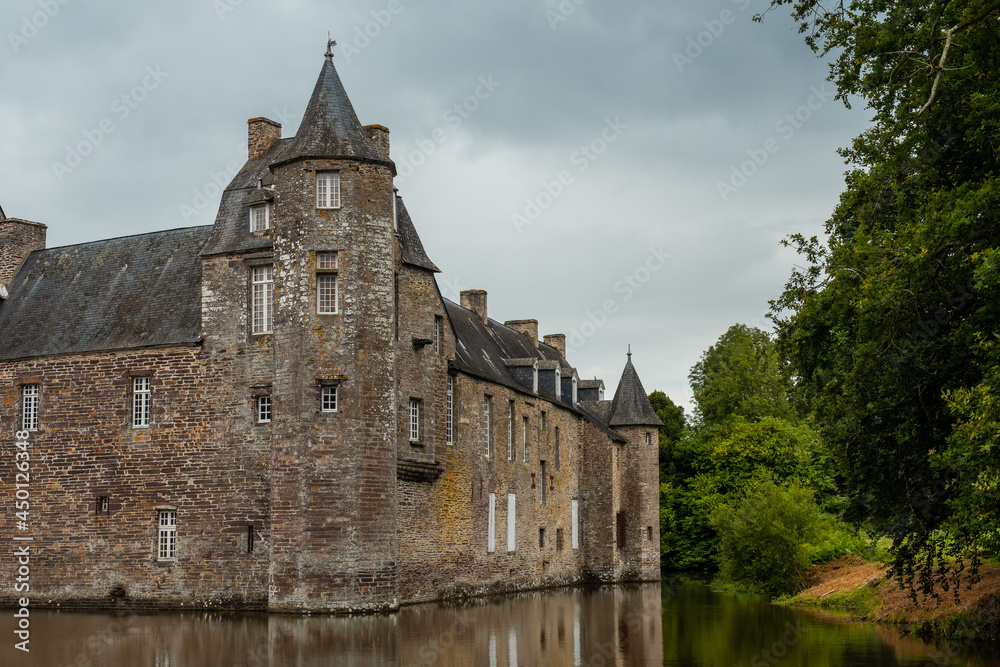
left=608, top=351, right=663, bottom=427
left=273, top=42, right=392, bottom=169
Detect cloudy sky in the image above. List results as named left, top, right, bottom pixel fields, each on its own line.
left=0, top=0, right=870, bottom=412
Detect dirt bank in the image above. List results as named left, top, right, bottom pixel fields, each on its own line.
left=790, top=556, right=1000, bottom=639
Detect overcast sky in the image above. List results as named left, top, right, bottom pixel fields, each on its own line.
left=0, top=0, right=870, bottom=413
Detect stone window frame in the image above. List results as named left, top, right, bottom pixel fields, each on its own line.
left=250, top=386, right=272, bottom=425
left=156, top=508, right=178, bottom=562
left=315, top=378, right=344, bottom=416
left=316, top=171, right=341, bottom=209
left=434, top=315, right=443, bottom=353
left=507, top=400, right=515, bottom=461
left=483, top=394, right=493, bottom=459
left=522, top=415, right=529, bottom=463
left=316, top=251, right=340, bottom=316
left=506, top=493, right=516, bottom=553
left=95, top=496, right=111, bottom=516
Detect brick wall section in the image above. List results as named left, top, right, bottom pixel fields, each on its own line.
left=0, top=219, right=46, bottom=287
left=266, top=158, right=398, bottom=612
left=0, top=347, right=271, bottom=609
left=247, top=118, right=282, bottom=161
left=580, top=418, right=621, bottom=581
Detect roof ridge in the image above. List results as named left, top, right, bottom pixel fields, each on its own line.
left=35, top=225, right=212, bottom=253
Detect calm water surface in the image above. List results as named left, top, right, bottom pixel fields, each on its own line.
left=2, top=580, right=997, bottom=666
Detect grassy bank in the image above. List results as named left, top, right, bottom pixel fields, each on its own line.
left=781, top=556, right=1000, bottom=641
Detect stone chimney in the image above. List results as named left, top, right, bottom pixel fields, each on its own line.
left=248, top=117, right=282, bottom=160
left=461, top=290, right=488, bottom=324
left=506, top=320, right=539, bottom=348
left=363, top=124, right=390, bottom=158
left=544, top=334, right=566, bottom=358
left=0, top=218, right=47, bottom=287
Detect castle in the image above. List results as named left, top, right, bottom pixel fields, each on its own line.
left=0, top=46, right=662, bottom=613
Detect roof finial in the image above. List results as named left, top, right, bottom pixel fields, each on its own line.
left=627, top=344, right=632, bottom=359
left=326, top=33, right=336, bottom=61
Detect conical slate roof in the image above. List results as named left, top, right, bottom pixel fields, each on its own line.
left=608, top=354, right=664, bottom=427
left=274, top=52, right=392, bottom=169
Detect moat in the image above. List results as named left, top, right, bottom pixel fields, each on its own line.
left=2, top=580, right=998, bottom=666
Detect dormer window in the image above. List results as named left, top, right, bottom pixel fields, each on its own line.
left=250, top=204, right=270, bottom=233
left=317, top=172, right=341, bottom=209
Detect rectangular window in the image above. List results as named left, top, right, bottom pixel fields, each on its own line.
left=522, top=416, right=529, bottom=462
left=645, top=431, right=652, bottom=446
left=257, top=395, right=272, bottom=424
left=249, top=204, right=269, bottom=232
left=555, top=427, right=561, bottom=470
left=409, top=398, right=421, bottom=442
left=316, top=252, right=339, bottom=315
left=539, top=527, right=546, bottom=550
left=556, top=528, right=564, bottom=551
left=132, top=377, right=151, bottom=428
left=251, top=266, right=274, bottom=334
left=434, top=315, right=443, bottom=353
left=539, top=461, right=548, bottom=505
left=616, top=511, right=626, bottom=550
left=487, top=492, right=496, bottom=553
left=316, top=172, right=341, bottom=209
left=446, top=377, right=454, bottom=445
left=647, top=526, right=653, bottom=541
left=484, top=396, right=492, bottom=458
left=158, top=510, right=177, bottom=560
left=507, top=400, right=515, bottom=461
left=321, top=386, right=338, bottom=412
left=507, top=493, right=516, bottom=552
left=96, top=496, right=110, bottom=515
left=540, top=411, right=546, bottom=432
left=21, top=385, right=39, bottom=431
left=247, top=525, right=255, bottom=554
left=572, top=499, right=579, bottom=549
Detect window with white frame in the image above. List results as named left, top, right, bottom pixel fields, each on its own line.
left=487, top=492, right=496, bottom=553
left=507, top=400, right=514, bottom=461
left=572, top=498, right=580, bottom=549
left=522, top=416, right=529, bottom=462
left=257, top=395, right=272, bottom=424
left=316, top=172, right=341, bottom=209
left=483, top=395, right=492, bottom=458
left=316, top=252, right=338, bottom=315
left=409, top=398, right=421, bottom=442
left=21, top=385, right=39, bottom=431
left=446, top=377, right=454, bottom=445
left=251, top=266, right=274, bottom=334
left=434, top=316, right=443, bottom=353
left=555, top=427, right=561, bottom=470
left=321, top=386, right=338, bottom=412
left=249, top=204, right=270, bottom=233
left=132, top=377, right=151, bottom=428
left=507, top=493, right=516, bottom=552
left=158, top=510, right=177, bottom=560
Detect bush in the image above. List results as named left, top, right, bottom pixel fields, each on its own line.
left=712, top=481, right=823, bottom=597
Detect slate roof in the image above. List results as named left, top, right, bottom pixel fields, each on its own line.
left=199, top=139, right=295, bottom=257
left=0, top=227, right=210, bottom=361
left=397, top=196, right=439, bottom=273
left=444, top=298, right=625, bottom=443
left=579, top=379, right=605, bottom=390
left=272, top=56, right=392, bottom=170
left=607, top=355, right=664, bottom=427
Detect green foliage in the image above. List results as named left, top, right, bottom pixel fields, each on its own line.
left=713, top=481, right=824, bottom=597
left=689, top=324, right=795, bottom=426
left=765, top=0, right=1000, bottom=596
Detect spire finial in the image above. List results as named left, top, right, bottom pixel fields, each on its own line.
left=326, top=34, right=336, bottom=60
left=627, top=344, right=632, bottom=359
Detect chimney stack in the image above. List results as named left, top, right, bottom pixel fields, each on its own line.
left=544, top=334, right=566, bottom=358
left=506, top=320, right=539, bottom=348
left=248, top=117, right=282, bottom=160
left=363, top=124, right=390, bottom=158
left=0, top=218, right=47, bottom=288
left=461, top=290, right=488, bottom=325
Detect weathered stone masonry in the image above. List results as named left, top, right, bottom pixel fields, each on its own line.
left=0, top=48, right=662, bottom=613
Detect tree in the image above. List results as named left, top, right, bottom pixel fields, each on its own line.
left=649, top=390, right=685, bottom=444
left=688, top=324, right=795, bottom=426
left=765, top=0, right=1000, bottom=596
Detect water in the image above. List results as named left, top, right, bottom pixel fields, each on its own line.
left=1, top=580, right=996, bottom=666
